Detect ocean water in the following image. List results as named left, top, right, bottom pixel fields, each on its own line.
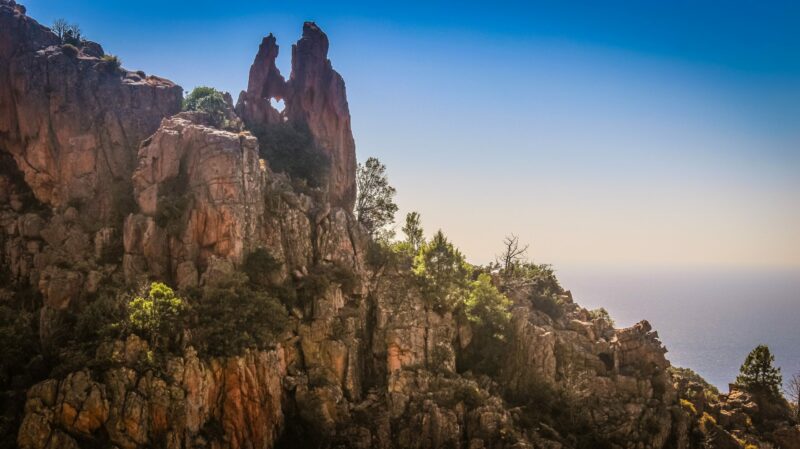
left=557, top=266, right=800, bottom=392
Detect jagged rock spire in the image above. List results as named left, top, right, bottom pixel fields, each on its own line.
left=237, top=22, right=357, bottom=211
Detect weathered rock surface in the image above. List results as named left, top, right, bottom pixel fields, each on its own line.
left=18, top=336, right=286, bottom=449
left=123, top=112, right=266, bottom=284
left=0, top=0, right=181, bottom=342
left=0, top=0, right=182, bottom=218
left=236, top=23, right=357, bottom=210
left=673, top=376, right=800, bottom=449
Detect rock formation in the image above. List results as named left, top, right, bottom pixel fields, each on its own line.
left=0, top=0, right=181, bottom=341
left=236, top=22, right=357, bottom=211
left=18, top=336, right=286, bottom=449
left=2, top=2, right=797, bottom=449
left=0, top=0, right=182, bottom=219
left=672, top=371, right=800, bottom=449
left=124, top=112, right=266, bottom=287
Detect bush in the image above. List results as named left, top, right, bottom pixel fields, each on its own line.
left=296, top=263, right=358, bottom=310
left=154, top=173, right=190, bottom=237
left=183, top=86, right=228, bottom=128
left=413, top=230, right=471, bottom=312
left=680, top=398, right=697, bottom=415
left=193, top=274, right=288, bottom=356
left=100, top=54, right=122, bottom=73
left=242, top=248, right=283, bottom=289
left=669, top=366, right=720, bottom=397
left=698, top=412, right=717, bottom=433
left=530, top=293, right=563, bottom=320
left=127, top=282, right=186, bottom=351
left=74, top=291, right=126, bottom=346
left=0, top=306, right=38, bottom=387
left=588, top=307, right=614, bottom=326
left=61, top=43, right=79, bottom=57
left=250, top=122, right=329, bottom=187
left=460, top=273, right=512, bottom=375
left=453, top=384, right=484, bottom=408
left=365, top=239, right=414, bottom=271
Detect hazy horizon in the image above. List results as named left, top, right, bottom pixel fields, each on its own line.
left=558, top=265, right=800, bottom=392
left=23, top=0, right=800, bottom=271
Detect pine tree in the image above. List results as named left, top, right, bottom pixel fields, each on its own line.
left=356, top=157, right=398, bottom=237
left=736, top=344, right=782, bottom=395
left=413, top=230, right=471, bottom=311
left=402, top=211, right=424, bottom=251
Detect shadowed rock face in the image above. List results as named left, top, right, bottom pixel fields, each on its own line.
left=237, top=22, right=357, bottom=211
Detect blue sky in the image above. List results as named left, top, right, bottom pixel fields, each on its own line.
left=25, top=0, right=800, bottom=269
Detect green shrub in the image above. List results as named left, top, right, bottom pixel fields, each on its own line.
left=100, top=54, right=122, bottom=73
left=242, top=248, right=283, bottom=289
left=154, top=173, right=190, bottom=237
left=413, top=230, right=471, bottom=312
left=183, top=86, right=228, bottom=128
left=680, top=398, right=697, bottom=415
left=127, top=282, right=186, bottom=351
left=250, top=122, right=329, bottom=187
left=668, top=366, right=720, bottom=397
left=74, top=291, right=126, bottom=346
left=365, top=239, right=414, bottom=271
left=530, top=294, right=563, bottom=320
left=505, top=262, right=564, bottom=297
left=193, top=274, right=288, bottom=357
left=0, top=306, right=38, bottom=387
left=61, top=43, right=78, bottom=56
left=460, top=273, right=512, bottom=375
left=588, top=307, right=614, bottom=326
left=296, top=263, right=358, bottom=310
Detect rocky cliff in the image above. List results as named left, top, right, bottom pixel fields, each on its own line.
left=236, top=23, right=357, bottom=211
left=1, top=2, right=797, bottom=449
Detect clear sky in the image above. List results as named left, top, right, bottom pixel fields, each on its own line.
left=25, top=0, right=800, bottom=270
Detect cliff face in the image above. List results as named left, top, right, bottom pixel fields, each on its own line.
left=0, top=0, right=182, bottom=217
left=1, top=2, right=797, bottom=449
left=124, top=112, right=267, bottom=287
left=0, top=0, right=181, bottom=342
left=18, top=336, right=286, bottom=449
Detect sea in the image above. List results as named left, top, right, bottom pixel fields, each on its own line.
left=557, top=266, right=800, bottom=393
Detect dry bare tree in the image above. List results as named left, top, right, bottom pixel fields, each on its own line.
left=52, top=18, right=69, bottom=39
left=51, top=18, right=82, bottom=44
left=786, top=372, right=800, bottom=421
left=497, top=234, right=529, bottom=273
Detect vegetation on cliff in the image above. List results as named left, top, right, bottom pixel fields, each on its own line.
left=736, top=344, right=783, bottom=396
left=183, top=86, right=229, bottom=128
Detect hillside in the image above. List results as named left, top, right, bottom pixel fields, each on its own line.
left=0, top=1, right=797, bottom=448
